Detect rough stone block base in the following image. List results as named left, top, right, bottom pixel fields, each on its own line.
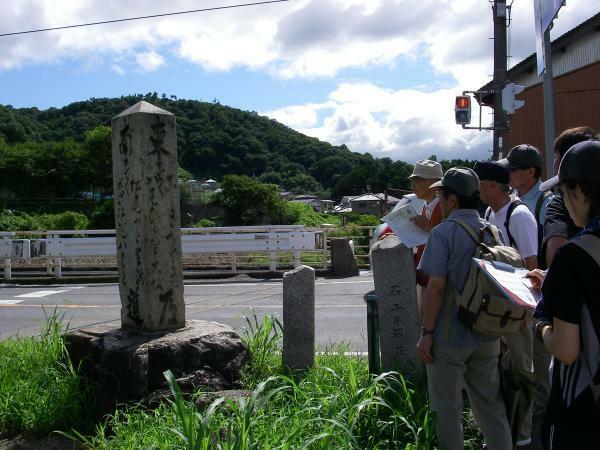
left=65, top=320, right=248, bottom=416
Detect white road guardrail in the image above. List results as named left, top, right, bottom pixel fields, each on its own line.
left=1, top=226, right=328, bottom=279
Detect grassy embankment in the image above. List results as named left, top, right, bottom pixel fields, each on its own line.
left=0, top=312, right=484, bottom=449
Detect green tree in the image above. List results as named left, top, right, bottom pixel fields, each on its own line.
left=211, top=175, right=284, bottom=226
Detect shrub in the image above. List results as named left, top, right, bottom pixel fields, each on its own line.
left=41, top=211, right=89, bottom=230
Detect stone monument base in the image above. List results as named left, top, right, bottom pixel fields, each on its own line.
left=65, top=320, right=248, bottom=416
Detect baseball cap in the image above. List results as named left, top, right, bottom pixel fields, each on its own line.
left=499, top=144, right=542, bottom=169
left=408, top=159, right=443, bottom=180
left=540, top=140, right=600, bottom=192
left=429, top=167, right=480, bottom=197
left=473, top=160, right=510, bottom=184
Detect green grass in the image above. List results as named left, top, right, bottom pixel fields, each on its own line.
left=0, top=312, right=483, bottom=448
left=0, top=311, right=89, bottom=436
left=67, top=313, right=483, bottom=449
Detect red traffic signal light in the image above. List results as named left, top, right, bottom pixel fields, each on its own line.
left=455, top=96, right=470, bottom=109
left=455, top=95, right=471, bottom=125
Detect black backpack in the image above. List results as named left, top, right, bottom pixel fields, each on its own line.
left=484, top=199, right=526, bottom=248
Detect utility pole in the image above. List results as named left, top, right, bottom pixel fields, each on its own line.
left=492, top=0, right=508, bottom=160
left=542, top=27, right=557, bottom=179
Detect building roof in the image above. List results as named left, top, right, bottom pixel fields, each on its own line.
left=350, top=194, right=382, bottom=202
left=477, top=12, right=600, bottom=106
left=204, top=179, right=217, bottom=183
left=373, top=193, right=401, bottom=203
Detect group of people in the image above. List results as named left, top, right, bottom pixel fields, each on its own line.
left=402, top=127, right=600, bottom=450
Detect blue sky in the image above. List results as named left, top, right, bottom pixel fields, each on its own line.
left=0, top=0, right=597, bottom=162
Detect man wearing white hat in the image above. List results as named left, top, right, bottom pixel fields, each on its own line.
left=408, top=159, right=444, bottom=320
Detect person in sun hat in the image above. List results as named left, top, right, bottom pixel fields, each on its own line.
left=416, top=167, right=512, bottom=450
left=408, top=160, right=443, bottom=319
left=528, top=140, right=600, bottom=449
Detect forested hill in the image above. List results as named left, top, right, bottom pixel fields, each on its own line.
left=0, top=93, right=473, bottom=201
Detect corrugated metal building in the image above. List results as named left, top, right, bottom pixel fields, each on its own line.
left=479, top=12, right=600, bottom=174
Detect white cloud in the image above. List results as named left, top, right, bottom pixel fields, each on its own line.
left=265, top=81, right=493, bottom=162
left=134, top=50, right=165, bottom=72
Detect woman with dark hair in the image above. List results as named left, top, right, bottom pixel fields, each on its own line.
left=530, top=140, right=600, bottom=449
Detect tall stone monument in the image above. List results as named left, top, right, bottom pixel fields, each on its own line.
left=370, top=236, right=422, bottom=381
left=111, top=101, right=185, bottom=331
left=65, top=101, right=249, bottom=416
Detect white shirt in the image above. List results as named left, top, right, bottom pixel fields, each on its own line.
left=486, top=199, right=538, bottom=258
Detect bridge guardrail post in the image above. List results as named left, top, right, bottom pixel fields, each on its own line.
left=4, top=258, right=11, bottom=280
left=230, top=253, right=237, bottom=272
left=292, top=251, right=300, bottom=268
left=269, top=252, right=277, bottom=271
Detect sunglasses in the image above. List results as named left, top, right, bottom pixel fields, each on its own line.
left=509, top=166, right=532, bottom=172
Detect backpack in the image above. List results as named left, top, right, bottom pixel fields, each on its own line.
left=535, top=191, right=553, bottom=269
left=570, top=233, right=600, bottom=408
left=447, top=218, right=528, bottom=336
left=484, top=199, right=526, bottom=248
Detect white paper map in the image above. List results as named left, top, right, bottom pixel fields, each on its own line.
left=381, top=201, right=429, bottom=248
left=474, top=258, right=541, bottom=309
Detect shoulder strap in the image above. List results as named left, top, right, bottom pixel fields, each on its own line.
left=504, top=199, right=525, bottom=247
left=484, top=207, right=492, bottom=221
left=571, top=234, right=600, bottom=266
left=535, top=190, right=552, bottom=223
left=447, top=218, right=502, bottom=246
left=571, top=234, right=600, bottom=404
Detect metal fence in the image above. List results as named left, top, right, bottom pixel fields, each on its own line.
left=1, top=225, right=377, bottom=279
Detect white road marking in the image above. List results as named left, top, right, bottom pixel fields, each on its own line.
left=0, top=300, right=23, bottom=305
left=16, top=290, right=70, bottom=298
left=186, top=279, right=373, bottom=288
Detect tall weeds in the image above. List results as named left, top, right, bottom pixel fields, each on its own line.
left=0, top=311, right=88, bottom=436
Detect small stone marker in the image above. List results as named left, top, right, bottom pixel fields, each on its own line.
left=330, top=237, right=359, bottom=277
left=370, top=236, right=422, bottom=381
left=112, top=101, right=185, bottom=331
left=282, top=265, right=315, bottom=373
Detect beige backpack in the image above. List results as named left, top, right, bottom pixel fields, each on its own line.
left=447, top=218, right=528, bottom=336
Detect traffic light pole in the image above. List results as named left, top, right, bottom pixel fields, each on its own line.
left=542, top=27, right=557, bottom=179
left=492, top=0, right=508, bottom=161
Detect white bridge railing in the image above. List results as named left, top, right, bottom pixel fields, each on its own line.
left=1, top=226, right=327, bottom=279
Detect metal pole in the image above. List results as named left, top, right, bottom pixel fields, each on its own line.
left=542, top=27, right=557, bottom=179
left=364, top=291, right=381, bottom=375
left=492, top=0, right=508, bottom=160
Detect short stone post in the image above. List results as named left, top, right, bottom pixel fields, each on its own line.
left=282, top=265, right=315, bottom=373
left=370, top=236, right=422, bottom=381
left=330, top=237, right=359, bottom=277
left=111, top=101, right=185, bottom=331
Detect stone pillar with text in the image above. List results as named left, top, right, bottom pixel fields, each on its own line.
left=111, top=101, right=185, bottom=331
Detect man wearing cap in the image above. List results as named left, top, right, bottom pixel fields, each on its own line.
left=475, top=159, right=539, bottom=448
left=408, top=160, right=443, bottom=319
left=501, top=144, right=553, bottom=269
left=417, top=167, right=512, bottom=450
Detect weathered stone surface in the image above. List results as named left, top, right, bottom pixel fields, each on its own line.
left=65, top=320, right=248, bottom=415
left=0, top=435, right=82, bottom=450
left=330, top=237, right=359, bottom=277
left=111, top=101, right=184, bottom=331
left=283, top=265, right=315, bottom=373
left=370, top=236, right=422, bottom=381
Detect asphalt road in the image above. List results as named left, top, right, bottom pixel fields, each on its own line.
left=0, top=272, right=374, bottom=351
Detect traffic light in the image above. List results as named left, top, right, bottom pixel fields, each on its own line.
left=455, top=95, right=471, bottom=125
left=502, top=83, right=525, bottom=114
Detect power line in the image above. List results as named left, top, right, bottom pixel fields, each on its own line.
left=0, top=0, right=294, bottom=38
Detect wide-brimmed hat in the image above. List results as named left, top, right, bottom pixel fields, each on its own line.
left=429, top=167, right=480, bottom=197
left=540, top=140, right=600, bottom=192
left=408, top=159, right=443, bottom=180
